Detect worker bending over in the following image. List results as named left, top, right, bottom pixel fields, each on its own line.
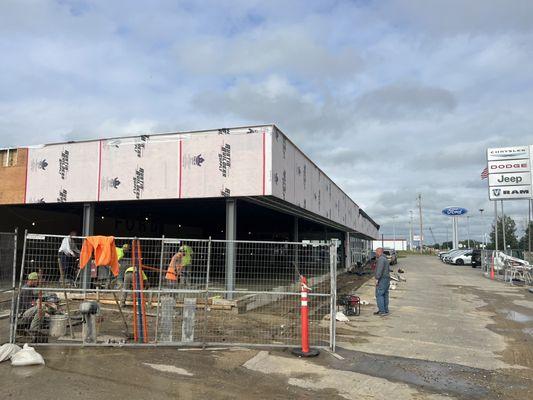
left=120, top=265, right=149, bottom=307
left=165, top=245, right=193, bottom=288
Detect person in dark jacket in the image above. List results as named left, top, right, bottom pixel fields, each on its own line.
left=19, top=272, right=39, bottom=313
left=374, top=248, right=390, bottom=316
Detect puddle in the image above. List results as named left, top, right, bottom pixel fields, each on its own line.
left=143, top=362, right=194, bottom=376
left=501, top=309, right=533, bottom=323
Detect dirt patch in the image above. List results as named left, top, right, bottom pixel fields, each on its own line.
left=450, top=285, right=533, bottom=371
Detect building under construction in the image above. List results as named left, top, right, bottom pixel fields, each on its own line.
left=0, top=124, right=379, bottom=348
left=0, top=124, right=378, bottom=265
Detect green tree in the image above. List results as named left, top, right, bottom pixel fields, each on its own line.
left=488, top=215, right=519, bottom=250
left=518, top=222, right=533, bottom=251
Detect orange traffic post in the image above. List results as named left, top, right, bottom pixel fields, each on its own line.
left=292, top=276, right=319, bottom=357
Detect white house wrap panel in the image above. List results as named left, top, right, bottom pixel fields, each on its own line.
left=99, top=134, right=180, bottom=201
left=181, top=131, right=266, bottom=199
left=25, top=142, right=99, bottom=204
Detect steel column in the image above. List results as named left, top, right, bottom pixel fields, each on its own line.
left=225, top=199, right=237, bottom=299
left=81, top=203, right=95, bottom=289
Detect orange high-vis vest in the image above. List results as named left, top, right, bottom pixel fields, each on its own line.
left=165, top=253, right=182, bottom=281
left=79, top=236, right=120, bottom=277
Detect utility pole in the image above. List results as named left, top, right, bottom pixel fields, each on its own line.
left=417, top=194, right=423, bottom=254
left=409, top=210, right=414, bottom=251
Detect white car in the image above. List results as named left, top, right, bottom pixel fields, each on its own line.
left=443, top=250, right=465, bottom=263
left=451, top=251, right=473, bottom=265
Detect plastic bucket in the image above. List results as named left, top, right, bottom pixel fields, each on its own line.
left=49, top=315, right=68, bottom=338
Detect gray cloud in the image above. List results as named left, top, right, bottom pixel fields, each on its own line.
left=355, top=84, right=457, bottom=121
left=0, top=0, right=532, bottom=245
left=382, top=0, right=533, bottom=35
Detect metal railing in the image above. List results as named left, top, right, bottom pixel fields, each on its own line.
left=12, top=232, right=337, bottom=350
left=480, top=250, right=533, bottom=286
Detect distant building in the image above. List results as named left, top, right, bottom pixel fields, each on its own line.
left=373, top=239, right=407, bottom=251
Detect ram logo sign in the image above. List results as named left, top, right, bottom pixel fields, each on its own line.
left=442, top=207, right=468, bottom=216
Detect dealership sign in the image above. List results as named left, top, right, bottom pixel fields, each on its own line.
left=486, top=145, right=533, bottom=200
left=487, top=146, right=529, bottom=161
left=488, top=159, right=530, bottom=173
left=490, top=185, right=531, bottom=200
left=488, top=172, right=531, bottom=186
left=442, top=207, right=468, bottom=216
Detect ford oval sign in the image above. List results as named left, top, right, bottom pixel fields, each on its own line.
left=442, top=207, right=468, bottom=216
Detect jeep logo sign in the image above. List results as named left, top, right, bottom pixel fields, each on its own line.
left=442, top=207, right=468, bottom=216
left=488, top=172, right=531, bottom=187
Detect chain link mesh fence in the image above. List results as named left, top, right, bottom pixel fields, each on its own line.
left=12, top=233, right=337, bottom=349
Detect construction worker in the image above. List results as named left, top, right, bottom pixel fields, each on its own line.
left=115, top=243, right=130, bottom=288
left=58, top=230, right=80, bottom=284
left=19, top=272, right=39, bottom=313
left=116, top=243, right=129, bottom=261
left=166, top=245, right=193, bottom=287
left=120, top=265, right=149, bottom=306
left=19, top=293, right=61, bottom=332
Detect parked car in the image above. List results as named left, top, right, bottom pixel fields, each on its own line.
left=451, top=251, right=473, bottom=265
left=439, top=249, right=456, bottom=261
left=443, top=250, right=468, bottom=263
left=383, top=249, right=397, bottom=265
left=471, top=249, right=481, bottom=268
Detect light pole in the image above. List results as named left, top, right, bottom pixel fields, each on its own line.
left=466, top=215, right=471, bottom=249
left=392, top=216, right=397, bottom=250
left=409, top=211, right=413, bottom=251
left=417, top=194, right=423, bottom=253
left=479, top=209, right=484, bottom=249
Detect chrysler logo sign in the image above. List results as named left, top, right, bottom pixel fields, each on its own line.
left=487, top=146, right=529, bottom=161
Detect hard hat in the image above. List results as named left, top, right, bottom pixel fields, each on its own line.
left=28, top=272, right=38, bottom=281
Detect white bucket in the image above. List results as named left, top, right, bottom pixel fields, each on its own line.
left=49, top=315, right=68, bottom=337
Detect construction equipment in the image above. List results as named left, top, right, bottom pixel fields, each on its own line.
left=428, top=227, right=438, bottom=247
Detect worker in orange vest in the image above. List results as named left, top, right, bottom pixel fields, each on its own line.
left=165, top=245, right=193, bottom=287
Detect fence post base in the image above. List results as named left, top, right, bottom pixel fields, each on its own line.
left=291, top=348, right=320, bottom=357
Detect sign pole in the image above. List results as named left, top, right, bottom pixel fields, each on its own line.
left=527, top=200, right=533, bottom=256
left=501, top=200, right=507, bottom=253
left=494, top=201, right=499, bottom=251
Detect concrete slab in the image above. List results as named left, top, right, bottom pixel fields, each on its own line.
left=337, top=256, right=532, bottom=371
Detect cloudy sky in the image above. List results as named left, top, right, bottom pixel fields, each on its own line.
left=1, top=0, right=533, bottom=244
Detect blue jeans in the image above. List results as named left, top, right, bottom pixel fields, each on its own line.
left=375, top=277, right=390, bottom=314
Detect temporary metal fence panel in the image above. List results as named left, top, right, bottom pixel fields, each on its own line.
left=0, top=229, right=17, bottom=343
left=12, top=233, right=336, bottom=350
left=0, top=230, right=17, bottom=293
